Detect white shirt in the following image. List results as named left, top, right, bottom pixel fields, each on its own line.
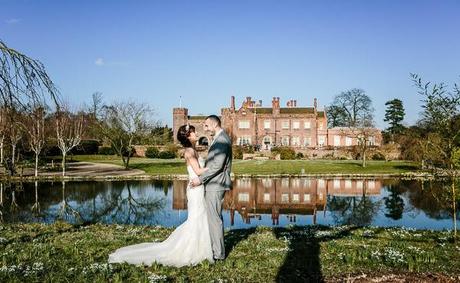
left=210, top=128, right=223, bottom=147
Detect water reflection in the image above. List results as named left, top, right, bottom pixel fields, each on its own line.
left=0, top=178, right=458, bottom=230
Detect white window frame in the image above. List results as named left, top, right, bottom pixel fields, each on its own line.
left=293, top=121, right=300, bottom=129
left=238, top=120, right=250, bottom=129
left=334, top=135, right=341, bottom=146
left=304, top=121, right=311, bottom=129
left=304, top=137, right=311, bottom=147
left=292, top=136, right=300, bottom=146
left=264, top=120, right=271, bottom=129
left=282, top=136, right=290, bottom=146
left=282, top=120, right=290, bottom=129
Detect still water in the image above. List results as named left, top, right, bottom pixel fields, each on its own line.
left=0, top=178, right=458, bottom=230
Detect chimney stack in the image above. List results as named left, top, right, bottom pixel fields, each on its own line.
left=294, top=100, right=297, bottom=107
left=314, top=98, right=318, bottom=115
left=230, top=96, right=235, bottom=111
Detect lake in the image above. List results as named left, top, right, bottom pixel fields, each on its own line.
left=0, top=178, right=458, bottom=230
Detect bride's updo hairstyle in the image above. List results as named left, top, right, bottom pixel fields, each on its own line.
left=177, top=124, right=195, bottom=148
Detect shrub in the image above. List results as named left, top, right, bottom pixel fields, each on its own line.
left=296, top=152, right=304, bottom=159
left=372, top=152, right=386, bottom=161
left=158, top=150, right=176, bottom=159
left=233, top=146, right=243, bottom=159
left=271, top=146, right=296, bottom=160
left=145, top=147, right=160, bottom=158
left=72, top=140, right=100, bottom=155
left=98, top=146, right=115, bottom=155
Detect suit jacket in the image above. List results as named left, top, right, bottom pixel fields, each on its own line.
left=199, top=130, right=232, bottom=191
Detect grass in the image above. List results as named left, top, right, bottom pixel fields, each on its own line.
left=70, top=155, right=421, bottom=176
left=0, top=223, right=459, bottom=282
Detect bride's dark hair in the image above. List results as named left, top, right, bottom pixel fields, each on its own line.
left=177, top=124, right=196, bottom=148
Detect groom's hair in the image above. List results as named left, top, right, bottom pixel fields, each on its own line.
left=206, top=115, right=221, bottom=127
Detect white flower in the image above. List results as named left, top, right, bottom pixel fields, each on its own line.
left=147, top=272, right=168, bottom=282
left=0, top=237, right=7, bottom=244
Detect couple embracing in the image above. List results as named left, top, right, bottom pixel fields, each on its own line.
left=109, top=115, right=232, bottom=267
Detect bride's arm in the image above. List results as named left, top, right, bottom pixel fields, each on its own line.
left=184, top=149, right=208, bottom=176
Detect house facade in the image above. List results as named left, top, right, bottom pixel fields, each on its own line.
left=173, top=96, right=382, bottom=149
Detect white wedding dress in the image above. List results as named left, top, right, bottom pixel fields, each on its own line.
left=108, top=158, right=214, bottom=267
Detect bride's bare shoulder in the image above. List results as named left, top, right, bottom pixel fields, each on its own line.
left=183, top=148, right=196, bottom=160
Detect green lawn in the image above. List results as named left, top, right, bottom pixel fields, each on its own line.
left=0, top=223, right=458, bottom=282
left=71, top=155, right=421, bottom=176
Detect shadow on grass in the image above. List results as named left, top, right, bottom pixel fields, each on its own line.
left=273, top=225, right=359, bottom=283
left=224, top=227, right=257, bottom=258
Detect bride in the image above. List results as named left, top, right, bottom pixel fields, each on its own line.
left=108, top=124, right=214, bottom=267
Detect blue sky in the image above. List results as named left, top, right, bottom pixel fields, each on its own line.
left=1, top=0, right=460, bottom=128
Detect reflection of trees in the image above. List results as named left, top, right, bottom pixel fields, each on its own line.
left=31, top=181, right=41, bottom=216
left=327, top=193, right=381, bottom=226
left=0, top=180, right=167, bottom=225
left=384, top=184, right=405, bottom=220
left=58, top=181, right=83, bottom=223
left=103, top=182, right=165, bottom=225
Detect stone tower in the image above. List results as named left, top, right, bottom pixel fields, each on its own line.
left=173, top=107, right=188, bottom=143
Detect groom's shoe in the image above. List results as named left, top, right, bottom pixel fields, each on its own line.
left=213, top=257, right=225, bottom=262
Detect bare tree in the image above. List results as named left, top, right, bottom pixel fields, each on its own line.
left=98, top=101, right=153, bottom=169
left=1, top=39, right=60, bottom=173
left=55, top=107, right=84, bottom=176
left=19, top=106, right=46, bottom=177
left=330, top=89, right=376, bottom=167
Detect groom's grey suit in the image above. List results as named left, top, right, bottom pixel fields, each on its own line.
left=198, top=129, right=232, bottom=260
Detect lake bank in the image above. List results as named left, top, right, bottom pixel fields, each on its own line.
left=1, top=157, right=433, bottom=181
left=0, top=223, right=459, bottom=282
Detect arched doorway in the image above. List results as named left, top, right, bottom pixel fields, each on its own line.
left=263, top=136, right=272, bottom=150
left=198, top=136, right=209, bottom=146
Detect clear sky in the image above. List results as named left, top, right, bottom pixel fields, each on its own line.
left=1, top=0, right=460, bottom=128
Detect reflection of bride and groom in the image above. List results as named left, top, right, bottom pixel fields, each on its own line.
left=109, top=115, right=233, bottom=267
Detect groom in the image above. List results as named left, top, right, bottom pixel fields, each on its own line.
left=190, top=115, right=232, bottom=261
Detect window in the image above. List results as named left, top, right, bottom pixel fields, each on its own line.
left=281, top=193, right=289, bottom=203
left=368, top=136, right=375, bottom=146
left=318, top=135, right=326, bottom=147
left=264, top=120, right=271, bottom=129
left=319, top=122, right=324, bottom=130
left=304, top=137, right=311, bottom=147
left=263, top=136, right=272, bottom=145
left=238, top=120, right=250, bottom=129
left=293, top=121, right=300, bottom=129
left=334, top=135, right=341, bottom=146
left=345, top=137, right=352, bottom=146
left=292, top=136, right=300, bottom=146
left=237, top=136, right=251, bottom=145
left=264, top=193, right=271, bottom=203
left=304, top=194, right=311, bottom=203
left=282, top=121, right=290, bottom=129
left=345, top=180, right=352, bottom=189
left=238, top=193, right=249, bottom=202
left=333, top=179, right=341, bottom=189
left=318, top=179, right=325, bottom=189
left=292, top=194, right=300, bottom=202
left=368, top=180, right=375, bottom=189
left=304, top=121, right=311, bottom=129
left=281, top=136, right=290, bottom=146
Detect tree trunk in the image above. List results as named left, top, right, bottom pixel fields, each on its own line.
left=125, top=155, right=131, bottom=170
left=35, top=152, right=39, bottom=177
left=62, top=152, right=66, bottom=177
left=362, top=146, right=367, bottom=168
left=0, top=138, right=3, bottom=165
left=12, top=144, right=16, bottom=165
left=453, top=178, right=458, bottom=240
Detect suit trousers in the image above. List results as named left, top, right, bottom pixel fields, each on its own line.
left=205, top=190, right=226, bottom=259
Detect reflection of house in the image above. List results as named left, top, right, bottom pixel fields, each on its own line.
left=172, top=178, right=382, bottom=225
left=173, top=96, right=382, bottom=148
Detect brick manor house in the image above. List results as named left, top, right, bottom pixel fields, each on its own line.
left=173, top=96, right=382, bottom=150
